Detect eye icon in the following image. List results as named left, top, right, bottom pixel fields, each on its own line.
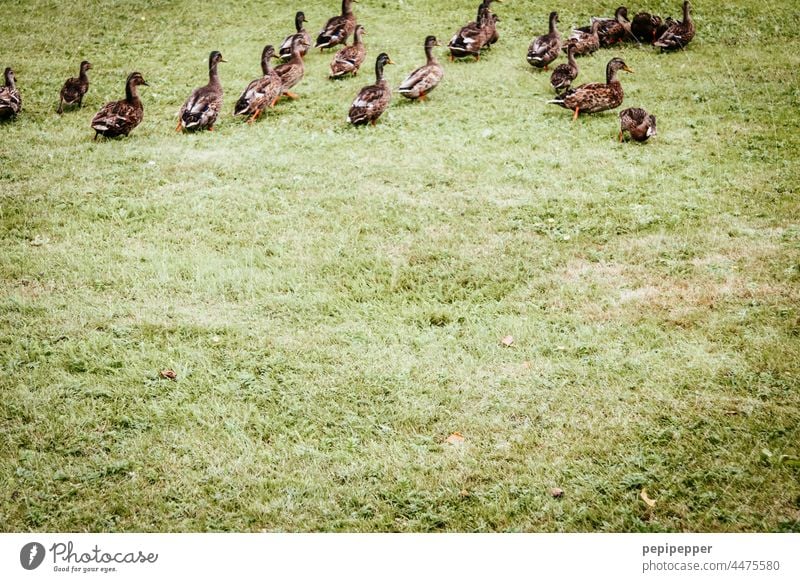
left=20, top=542, right=46, bottom=570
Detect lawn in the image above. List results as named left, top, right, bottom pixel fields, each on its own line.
left=1, top=0, right=799, bottom=532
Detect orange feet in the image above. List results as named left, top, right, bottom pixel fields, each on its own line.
left=572, top=108, right=580, bottom=121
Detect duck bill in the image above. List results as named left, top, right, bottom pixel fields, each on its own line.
left=623, top=65, right=634, bottom=73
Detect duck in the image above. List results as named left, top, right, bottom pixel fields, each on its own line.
left=631, top=12, right=666, bottom=44
left=575, top=7, right=631, bottom=47
left=548, top=57, right=633, bottom=120
left=347, top=53, right=394, bottom=126
left=550, top=42, right=578, bottom=92
left=329, top=24, right=367, bottom=78
left=399, top=35, right=444, bottom=101
left=619, top=107, right=657, bottom=142
left=654, top=1, right=695, bottom=51
left=448, top=0, right=498, bottom=60
left=279, top=11, right=311, bottom=60
left=315, top=0, right=358, bottom=50
left=527, top=11, right=561, bottom=70
left=58, top=60, right=91, bottom=114
left=90, top=72, right=148, bottom=139
left=177, top=51, right=225, bottom=132
left=234, top=45, right=283, bottom=123
left=567, top=20, right=601, bottom=56
left=0, top=67, right=21, bottom=120
left=274, top=36, right=309, bottom=99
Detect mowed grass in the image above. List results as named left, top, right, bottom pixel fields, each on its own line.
left=1, top=0, right=799, bottom=532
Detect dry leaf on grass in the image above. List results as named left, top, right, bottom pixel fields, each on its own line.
left=501, top=335, right=514, bottom=347
left=159, top=369, right=177, bottom=380
left=550, top=487, right=564, bottom=498
left=640, top=488, right=656, bottom=508
left=445, top=432, right=465, bottom=445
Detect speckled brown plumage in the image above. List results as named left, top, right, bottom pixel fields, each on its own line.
left=347, top=53, right=393, bottom=126
left=315, top=0, right=357, bottom=50
left=619, top=107, right=657, bottom=142
left=0, top=67, right=21, bottom=120
left=58, top=60, right=91, bottom=114
left=329, top=25, right=366, bottom=78
left=549, top=57, right=632, bottom=120
left=91, top=72, right=147, bottom=138
left=527, top=11, right=561, bottom=70
left=654, top=1, right=695, bottom=51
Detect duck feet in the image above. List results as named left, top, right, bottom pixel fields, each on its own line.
left=572, top=108, right=580, bottom=121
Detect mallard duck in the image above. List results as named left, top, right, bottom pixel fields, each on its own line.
left=279, top=11, right=311, bottom=60
left=654, top=1, right=695, bottom=51
left=315, top=0, right=357, bottom=50
left=619, top=107, right=656, bottom=142
left=527, top=11, right=561, bottom=70
left=58, top=60, right=91, bottom=114
left=0, top=67, right=21, bottom=120
left=484, top=8, right=500, bottom=47
left=550, top=42, right=578, bottom=92
left=90, top=72, right=147, bottom=139
left=347, top=53, right=394, bottom=126
left=177, top=51, right=225, bottom=132
left=575, top=7, right=631, bottom=47
left=448, top=0, right=498, bottom=60
left=399, top=36, right=444, bottom=101
left=631, top=12, right=665, bottom=44
left=329, top=24, right=366, bottom=78
left=548, top=57, right=633, bottom=120
left=234, top=45, right=283, bottom=123
left=275, top=36, right=309, bottom=99
left=567, top=20, right=601, bottom=56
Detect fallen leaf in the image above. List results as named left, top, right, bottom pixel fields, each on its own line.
left=459, top=489, right=469, bottom=497
left=723, top=410, right=739, bottom=415
left=550, top=487, right=564, bottom=498
left=501, top=335, right=514, bottom=347
left=445, top=432, right=465, bottom=445
left=640, top=488, right=656, bottom=508
left=159, top=369, right=177, bottom=380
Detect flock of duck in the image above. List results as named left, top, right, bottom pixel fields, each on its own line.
left=0, top=0, right=696, bottom=142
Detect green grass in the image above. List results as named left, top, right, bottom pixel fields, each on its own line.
left=1, top=0, right=799, bottom=532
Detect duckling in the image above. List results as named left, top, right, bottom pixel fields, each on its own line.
left=347, top=53, right=394, bottom=126
left=279, top=11, right=311, bottom=60
left=58, top=60, right=91, bottom=114
left=548, top=57, right=633, bottom=120
left=275, top=36, right=309, bottom=99
left=316, top=0, right=358, bottom=50
left=527, top=11, right=561, bottom=70
left=654, top=1, right=695, bottom=51
left=619, top=107, right=657, bottom=142
left=0, top=67, right=21, bottom=120
left=448, top=0, right=498, bottom=60
left=329, top=24, right=367, bottom=78
left=177, top=51, right=225, bottom=132
left=234, top=45, right=283, bottom=123
left=90, top=72, right=148, bottom=138
left=399, top=36, right=444, bottom=101
left=550, top=42, right=578, bottom=92
left=567, top=20, right=601, bottom=56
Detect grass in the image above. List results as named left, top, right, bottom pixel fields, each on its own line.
left=1, top=0, right=799, bottom=532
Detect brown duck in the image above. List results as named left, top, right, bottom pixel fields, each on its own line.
left=58, top=60, right=92, bottom=114
left=654, top=1, right=695, bottom=51
left=548, top=57, right=633, bottom=120
left=315, top=0, right=357, bottom=50
left=329, top=24, right=366, bottom=78
left=347, top=53, right=394, bottom=126
left=0, top=67, right=21, bottom=120
left=619, top=107, right=657, bottom=142
left=550, top=42, right=578, bottom=92
left=90, top=72, right=148, bottom=138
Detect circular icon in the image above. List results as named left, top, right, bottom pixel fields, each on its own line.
left=20, top=542, right=46, bottom=570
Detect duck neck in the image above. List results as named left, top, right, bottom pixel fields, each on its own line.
left=683, top=2, right=691, bottom=23
left=295, top=13, right=305, bottom=32
left=125, top=80, right=140, bottom=105
left=342, top=0, right=353, bottom=16
left=425, top=44, right=437, bottom=66
left=353, top=28, right=364, bottom=46
left=606, top=64, right=619, bottom=84
left=566, top=46, right=576, bottom=67
left=5, top=71, right=15, bottom=89
left=209, top=60, right=221, bottom=87
left=261, top=54, right=273, bottom=75
left=79, top=66, right=89, bottom=81
left=591, top=20, right=601, bottom=36
left=291, top=45, right=304, bottom=64
left=549, top=15, right=558, bottom=35
left=615, top=7, right=628, bottom=23
left=375, top=60, right=386, bottom=84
